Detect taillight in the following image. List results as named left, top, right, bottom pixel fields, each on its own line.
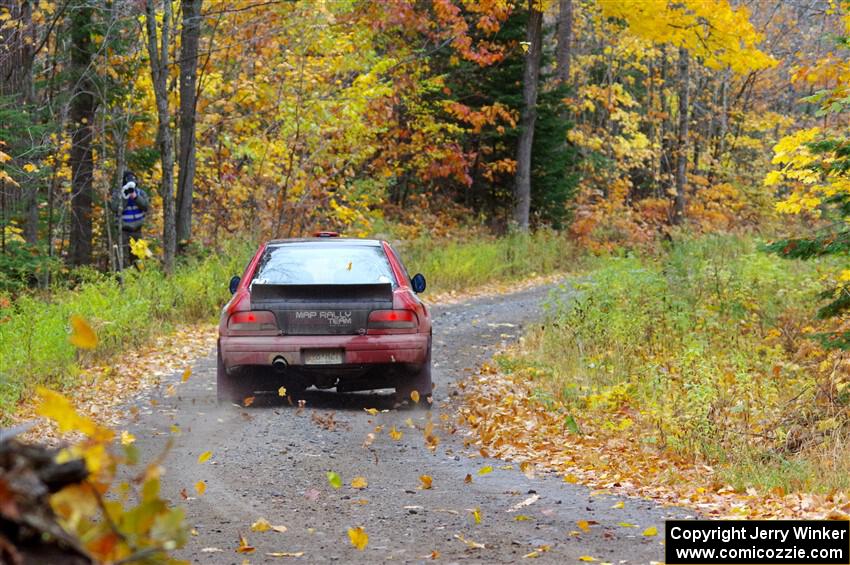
left=368, top=309, right=418, bottom=331
left=228, top=311, right=278, bottom=332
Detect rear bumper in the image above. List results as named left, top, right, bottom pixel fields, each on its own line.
left=219, top=333, right=429, bottom=370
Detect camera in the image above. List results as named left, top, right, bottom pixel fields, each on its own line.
left=122, top=181, right=136, bottom=198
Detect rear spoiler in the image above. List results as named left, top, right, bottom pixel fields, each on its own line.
left=250, top=283, right=393, bottom=303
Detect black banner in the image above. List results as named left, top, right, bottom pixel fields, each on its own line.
left=665, top=520, right=849, bottom=564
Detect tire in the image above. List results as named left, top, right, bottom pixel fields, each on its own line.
left=396, top=342, right=433, bottom=408
left=216, top=346, right=253, bottom=405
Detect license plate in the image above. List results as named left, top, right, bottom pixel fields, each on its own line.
left=303, top=349, right=344, bottom=365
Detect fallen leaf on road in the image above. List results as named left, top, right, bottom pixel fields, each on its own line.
left=243, top=396, right=255, bottom=407
left=198, top=451, right=212, bottom=464
left=471, top=507, right=482, bottom=524
left=120, top=431, right=135, bottom=445
left=579, top=556, right=596, bottom=562
left=327, top=471, right=342, bottom=489
left=618, top=522, right=637, bottom=528
left=201, top=547, right=223, bottom=553
left=454, top=533, right=485, bottom=549
left=405, top=417, right=415, bottom=428
left=520, top=461, right=535, bottom=478
left=348, top=526, right=368, bottom=550
left=428, top=550, right=440, bottom=559
left=237, top=533, right=255, bottom=554
left=165, top=384, right=176, bottom=396
left=195, top=480, right=206, bottom=496
left=351, top=476, right=368, bottom=489
left=611, top=501, right=624, bottom=509
left=266, top=551, right=304, bottom=558
left=69, top=315, right=98, bottom=349
left=362, top=432, right=376, bottom=448
left=514, top=514, right=531, bottom=521
left=478, top=465, right=493, bottom=476
left=578, top=520, right=590, bottom=532
left=182, top=368, right=192, bottom=382
left=507, top=494, right=539, bottom=512
left=643, top=526, right=658, bottom=537
left=523, top=545, right=550, bottom=558
left=364, top=408, right=378, bottom=416
left=252, top=518, right=272, bottom=532
left=389, top=426, right=403, bottom=440
left=464, top=473, right=472, bottom=484
left=419, top=475, right=433, bottom=489
left=563, top=473, right=578, bottom=483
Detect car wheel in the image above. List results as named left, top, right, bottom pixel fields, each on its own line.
left=216, top=347, right=254, bottom=404
left=396, top=342, right=433, bottom=409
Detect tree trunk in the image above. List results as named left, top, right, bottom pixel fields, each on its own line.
left=672, top=46, right=689, bottom=225
left=68, top=3, right=96, bottom=266
left=145, top=0, right=176, bottom=273
left=513, top=0, right=543, bottom=232
left=176, top=0, right=202, bottom=250
left=555, top=0, right=572, bottom=85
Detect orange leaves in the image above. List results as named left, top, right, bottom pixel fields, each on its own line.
left=69, top=315, right=98, bottom=350
left=419, top=475, right=433, bottom=490
left=351, top=476, right=368, bottom=489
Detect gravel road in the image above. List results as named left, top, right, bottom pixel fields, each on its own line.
left=127, top=283, right=691, bottom=563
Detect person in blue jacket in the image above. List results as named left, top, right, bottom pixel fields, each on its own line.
left=109, top=171, right=150, bottom=268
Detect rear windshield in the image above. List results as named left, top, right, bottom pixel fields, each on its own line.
left=252, top=244, right=397, bottom=286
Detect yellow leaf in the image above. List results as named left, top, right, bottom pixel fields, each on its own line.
left=454, top=534, right=485, bottom=549
left=577, top=520, right=590, bottom=532
left=419, top=475, right=433, bottom=489
left=472, top=508, right=481, bottom=524
left=514, top=515, right=531, bottom=521
left=120, top=430, right=136, bottom=446
left=237, top=533, right=255, bottom=554
left=278, top=386, right=287, bottom=397
left=182, top=368, right=192, bottom=382
left=579, top=556, right=596, bottom=562
left=563, top=473, right=579, bottom=484
left=364, top=408, right=378, bottom=416
left=243, top=396, right=255, bottom=407
left=251, top=518, right=271, bottom=532
left=35, top=387, right=112, bottom=442
left=520, top=461, right=535, bottom=478
left=327, top=471, right=342, bottom=489
left=618, top=522, right=637, bottom=528
left=410, top=390, right=420, bottom=403
left=477, top=465, right=493, bottom=476
left=348, top=526, right=368, bottom=550
left=389, top=426, right=403, bottom=441
left=198, top=451, right=212, bottom=464
left=22, top=163, right=37, bottom=173
left=611, top=501, right=624, bottom=509
left=351, top=476, right=368, bottom=489
left=643, top=526, right=658, bottom=537
left=69, top=315, right=98, bottom=349
left=195, top=480, right=206, bottom=496
left=165, top=384, right=176, bottom=396
left=405, top=417, right=415, bottom=428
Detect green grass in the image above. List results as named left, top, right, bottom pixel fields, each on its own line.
left=0, top=240, right=257, bottom=420
left=399, top=229, right=580, bottom=293
left=504, top=234, right=850, bottom=493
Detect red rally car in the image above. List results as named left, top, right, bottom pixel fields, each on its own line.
left=217, top=234, right=432, bottom=406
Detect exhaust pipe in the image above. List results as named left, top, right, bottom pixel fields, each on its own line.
left=272, top=356, right=288, bottom=373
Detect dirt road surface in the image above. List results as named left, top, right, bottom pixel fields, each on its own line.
left=127, top=283, right=691, bottom=563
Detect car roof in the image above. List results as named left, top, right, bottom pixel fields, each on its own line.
left=265, top=238, right=384, bottom=247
